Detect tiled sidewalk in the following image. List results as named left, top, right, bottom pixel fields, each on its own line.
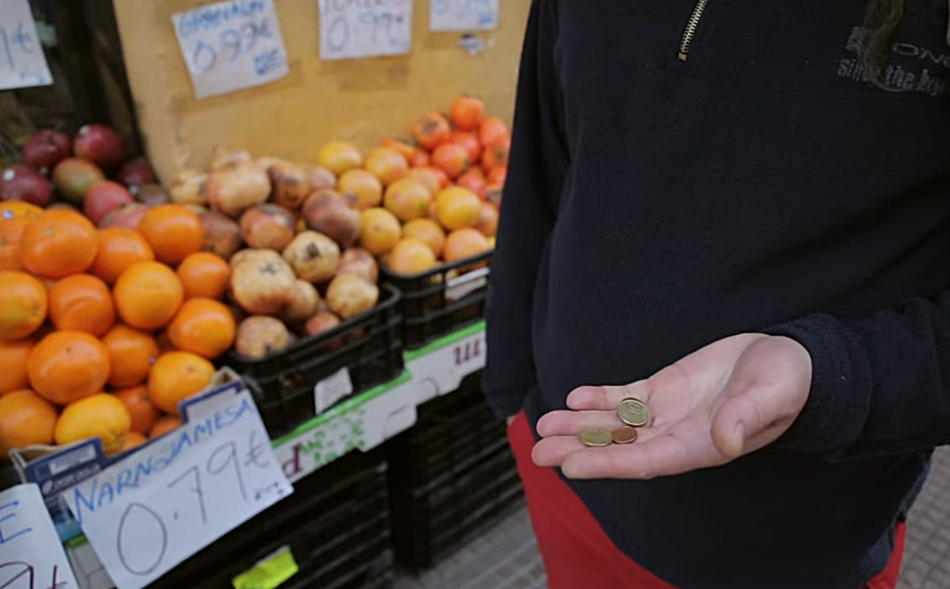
left=396, top=447, right=950, bottom=589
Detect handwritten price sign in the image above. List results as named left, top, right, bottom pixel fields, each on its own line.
left=172, top=0, right=290, bottom=99
left=0, top=484, right=79, bottom=589
left=319, top=0, right=412, bottom=61
left=430, top=0, right=498, bottom=31
left=63, top=391, right=292, bottom=589
left=0, top=0, right=54, bottom=90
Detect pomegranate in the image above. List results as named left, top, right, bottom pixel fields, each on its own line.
left=170, top=170, right=208, bottom=206
left=83, top=180, right=134, bottom=225
left=73, top=124, right=125, bottom=168
left=206, top=161, right=270, bottom=217
left=229, top=251, right=297, bottom=315
left=116, top=158, right=157, bottom=193
left=283, top=280, right=321, bottom=323
left=337, top=248, right=379, bottom=284
left=239, top=204, right=296, bottom=250
left=209, top=146, right=252, bottom=170
left=305, top=166, right=337, bottom=192
left=1, top=165, right=52, bottom=206
left=301, top=190, right=361, bottom=249
left=98, top=202, right=148, bottom=230
left=235, top=316, right=292, bottom=359
left=136, top=184, right=170, bottom=207
left=199, top=211, right=243, bottom=259
left=266, top=160, right=310, bottom=209
left=282, top=231, right=340, bottom=283
left=52, top=158, right=105, bottom=204
left=20, top=129, right=71, bottom=172
left=326, top=274, right=379, bottom=319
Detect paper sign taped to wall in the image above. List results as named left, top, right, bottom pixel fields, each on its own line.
left=319, top=0, right=413, bottom=61
left=0, top=0, right=54, bottom=90
left=172, top=0, right=290, bottom=99
left=0, top=484, right=80, bottom=589
left=430, top=0, right=499, bottom=31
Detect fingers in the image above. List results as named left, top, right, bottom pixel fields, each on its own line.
left=532, top=435, right=585, bottom=467
left=566, top=381, right=650, bottom=411
left=560, top=433, right=703, bottom=479
left=536, top=410, right=624, bottom=437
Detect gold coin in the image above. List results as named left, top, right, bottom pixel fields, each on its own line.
left=618, top=399, right=650, bottom=427
left=579, top=427, right=613, bottom=447
left=612, top=426, right=638, bottom=445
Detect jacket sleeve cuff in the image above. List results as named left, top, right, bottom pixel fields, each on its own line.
left=763, top=313, right=872, bottom=456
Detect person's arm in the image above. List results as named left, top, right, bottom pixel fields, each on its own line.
left=483, top=0, right=567, bottom=417
left=768, top=294, right=950, bottom=459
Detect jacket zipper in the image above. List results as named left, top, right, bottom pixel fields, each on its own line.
left=678, top=0, right=710, bottom=61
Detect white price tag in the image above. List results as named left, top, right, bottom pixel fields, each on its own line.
left=314, top=367, right=354, bottom=414
left=430, top=0, right=498, bottom=31
left=406, top=325, right=486, bottom=404
left=172, top=0, right=290, bottom=99
left=0, top=484, right=80, bottom=589
left=0, top=0, right=54, bottom=90
left=63, top=391, right=292, bottom=589
left=319, top=0, right=412, bottom=61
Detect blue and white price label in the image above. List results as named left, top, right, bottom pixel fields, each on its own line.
left=319, top=0, right=413, bottom=61
left=172, top=0, right=290, bottom=99
left=63, top=391, right=292, bottom=589
left=0, top=0, right=54, bottom=90
left=430, top=0, right=498, bottom=32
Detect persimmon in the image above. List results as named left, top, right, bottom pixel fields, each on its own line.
left=431, top=143, right=471, bottom=179
left=451, top=96, right=486, bottom=131
left=413, top=113, right=451, bottom=150
left=102, top=324, right=160, bottom=388
left=482, top=136, right=511, bottom=171
left=478, top=117, right=510, bottom=148
left=457, top=167, right=487, bottom=197
left=380, top=138, right=417, bottom=163
left=19, top=209, right=98, bottom=279
left=138, top=204, right=205, bottom=265
left=487, top=165, right=507, bottom=186
left=89, top=228, right=154, bottom=285
left=48, top=274, right=116, bottom=336
left=450, top=132, right=483, bottom=163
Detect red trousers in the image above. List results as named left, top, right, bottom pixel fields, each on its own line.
left=507, top=412, right=907, bottom=589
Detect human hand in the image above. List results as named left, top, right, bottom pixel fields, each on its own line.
left=531, top=334, right=812, bottom=479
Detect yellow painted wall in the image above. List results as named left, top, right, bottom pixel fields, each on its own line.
left=111, top=0, right=530, bottom=184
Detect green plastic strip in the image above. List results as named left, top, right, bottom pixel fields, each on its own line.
left=270, top=370, right=412, bottom=448
left=64, top=534, right=89, bottom=549
left=232, top=546, right=299, bottom=589
left=403, top=321, right=486, bottom=362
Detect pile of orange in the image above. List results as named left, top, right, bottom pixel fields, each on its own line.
left=0, top=201, right=234, bottom=458
left=317, top=96, right=506, bottom=275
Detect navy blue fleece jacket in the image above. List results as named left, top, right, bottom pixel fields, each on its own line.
left=484, top=1, right=950, bottom=588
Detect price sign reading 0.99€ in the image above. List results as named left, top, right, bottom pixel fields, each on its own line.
left=319, top=0, right=412, bottom=61
left=63, top=391, right=293, bottom=589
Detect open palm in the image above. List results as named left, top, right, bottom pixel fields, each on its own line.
left=531, top=334, right=813, bottom=479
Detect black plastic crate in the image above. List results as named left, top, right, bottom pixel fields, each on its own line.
left=225, top=285, right=404, bottom=437
left=380, top=252, right=491, bottom=349
left=385, top=373, right=524, bottom=570
left=149, top=449, right=393, bottom=589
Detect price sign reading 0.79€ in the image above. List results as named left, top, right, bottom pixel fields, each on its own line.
left=319, top=0, right=412, bottom=61
left=63, top=391, right=293, bottom=589
left=172, top=0, right=290, bottom=99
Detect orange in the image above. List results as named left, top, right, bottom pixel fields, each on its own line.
left=386, top=238, right=437, bottom=275
left=0, top=205, right=39, bottom=271
left=365, top=148, right=409, bottom=185
left=401, top=219, right=446, bottom=258
left=317, top=141, right=363, bottom=175
left=118, top=431, right=147, bottom=452
left=476, top=202, right=500, bottom=238
left=407, top=167, right=447, bottom=198
left=167, top=298, right=236, bottom=360
left=0, top=271, right=47, bottom=341
left=479, top=117, right=510, bottom=148
left=148, top=351, right=215, bottom=415
left=54, top=393, right=131, bottom=455
left=28, top=331, right=110, bottom=405
left=19, top=209, right=98, bottom=279
left=482, top=137, right=511, bottom=171
left=48, top=274, right=116, bottom=336
left=431, top=143, right=471, bottom=180
left=444, top=228, right=492, bottom=262
left=450, top=132, right=482, bottom=163
left=150, top=415, right=181, bottom=439
left=413, top=113, right=451, bottom=150
left=359, top=208, right=402, bottom=255
left=457, top=167, right=487, bottom=197
left=384, top=178, right=432, bottom=222
left=138, top=204, right=205, bottom=265
left=114, top=261, right=184, bottom=330
left=102, top=324, right=159, bottom=388
left=176, top=252, right=231, bottom=300
left=0, top=390, right=57, bottom=457
left=114, top=385, right=162, bottom=435
left=436, top=187, right=482, bottom=231
left=338, top=169, right=384, bottom=209
left=450, top=96, right=486, bottom=131
left=0, top=338, right=32, bottom=395
left=90, top=228, right=154, bottom=285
